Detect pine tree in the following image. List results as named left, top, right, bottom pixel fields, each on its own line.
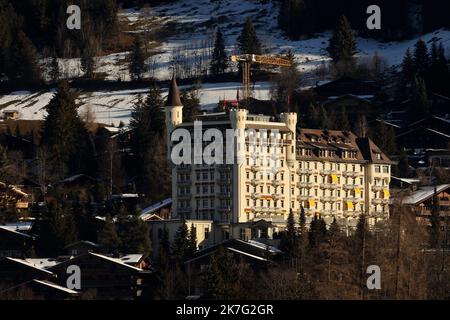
left=180, top=89, right=200, bottom=122
left=336, top=106, right=350, bottom=131
left=203, top=246, right=240, bottom=299
left=98, top=214, right=121, bottom=254
left=408, top=76, right=430, bottom=122
left=210, top=28, right=228, bottom=75
left=130, top=86, right=168, bottom=197
left=9, top=30, right=40, bottom=85
left=81, top=43, right=95, bottom=78
left=117, top=214, right=151, bottom=255
left=40, top=81, right=93, bottom=177
left=281, top=209, right=297, bottom=257
left=129, top=35, right=146, bottom=80
left=326, top=15, right=357, bottom=65
left=413, top=39, right=430, bottom=79
left=49, top=54, right=60, bottom=83
left=237, top=18, right=262, bottom=55
left=172, top=221, right=190, bottom=261
left=370, top=121, right=397, bottom=156
left=188, top=224, right=197, bottom=257
left=400, top=48, right=415, bottom=95
left=158, top=226, right=171, bottom=265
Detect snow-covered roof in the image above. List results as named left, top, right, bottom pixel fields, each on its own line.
left=5, top=257, right=54, bottom=274
left=0, top=226, right=34, bottom=239
left=246, top=239, right=284, bottom=254
left=391, top=176, right=421, bottom=184
left=89, top=252, right=143, bottom=272
left=25, top=258, right=59, bottom=269
left=120, top=254, right=144, bottom=264
left=402, top=184, right=450, bottom=205
left=32, top=280, right=79, bottom=294
left=1, top=221, right=33, bottom=232
left=139, top=198, right=172, bottom=220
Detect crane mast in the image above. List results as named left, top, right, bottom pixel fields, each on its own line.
left=230, top=54, right=293, bottom=101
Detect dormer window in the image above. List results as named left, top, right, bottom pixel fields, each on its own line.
left=375, top=153, right=382, bottom=160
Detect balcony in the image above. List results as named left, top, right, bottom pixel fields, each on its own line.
left=297, top=195, right=309, bottom=201
left=251, top=192, right=261, bottom=199
left=343, top=184, right=356, bottom=190
left=178, top=207, right=192, bottom=214
left=177, top=180, right=192, bottom=185
left=272, top=194, right=282, bottom=201
left=371, top=185, right=383, bottom=191
left=177, top=193, right=192, bottom=199
left=217, top=206, right=231, bottom=212
left=271, top=180, right=283, bottom=187
left=250, top=165, right=260, bottom=172
left=177, top=166, right=191, bottom=172
left=218, top=191, right=231, bottom=198
left=218, top=177, right=231, bottom=184
left=372, top=198, right=383, bottom=205
left=251, top=178, right=261, bottom=185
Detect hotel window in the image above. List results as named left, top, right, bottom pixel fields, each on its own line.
left=281, top=186, right=284, bottom=194
left=267, top=186, right=271, bottom=193
left=203, top=172, right=208, bottom=180
left=246, top=172, right=250, bottom=179
left=205, top=227, right=210, bottom=239
left=260, top=200, right=263, bottom=206
left=246, top=199, right=250, bottom=206
left=246, top=185, right=250, bottom=193
left=291, top=174, right=294, bottom=182
left=281, top=160, right=284, bottom=167
left=383, top=166, right=389, bottom=173
left=375, top=165, right=381, bottom=173
left=203, top=199, right=208, bottom=207
left=291, top=188, right=294, bottom=195
left=281, top=200, right=284, bottom=207
left=291, top=201, right=294, bottom=208
left=360, top=178, right=364, bottom=185
left=260, top=186, right=263, bottom=193
left=210, top=199, right=214, bottom=207
left=196, top=172, right=201, bottom=180
left=352, top=164, right=356, bottom=171
left=376, top=153, right=382, bottom=160
left=203, top=185, right=208, bottom=193
left=281, top=173, right=284, bottom=180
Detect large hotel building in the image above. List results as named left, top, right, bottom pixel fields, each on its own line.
left=161, top=77, right=393, bottom=248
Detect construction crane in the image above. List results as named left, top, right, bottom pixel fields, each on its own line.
left=230, top=54, right=293, bottom=101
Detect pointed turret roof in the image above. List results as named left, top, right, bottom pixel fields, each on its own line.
left=166, top=75, right=182, bottom=107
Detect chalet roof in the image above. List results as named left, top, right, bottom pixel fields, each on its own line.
left=64, top=240, right=100, bottom=250
left=185, top=239, right=283, bottom=264
left=32, top=279, right=79, bottom=295
left=165, top=76, right=182, bottom=107
left=0, top=226, right=34, bottom=239
left=3, top=257, right=54, bottom=275
left=402, top=184, right=450, bottom=205
left=140, top=198, right=172, bottom=221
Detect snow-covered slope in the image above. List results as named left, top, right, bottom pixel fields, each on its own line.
left=2, top=0, right=450, bottom=125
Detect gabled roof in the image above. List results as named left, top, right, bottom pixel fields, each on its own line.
left=0, top=226, right=34, bottom=239
left=165, top=76, right=182, bottom=107
left=64, top=240, right=100, bottom=250
left=3, top=257, right=54, bottom=275
left=356, top=137, right=394, bottom=165
left=402, top=184, right=450, bottom=205
left=32, top=279, right=79, bottom=295
left=48, top=252, right=144, bottom=272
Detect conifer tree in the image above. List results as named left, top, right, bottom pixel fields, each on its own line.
left=400, top=48, right=415, bottom=96
left=408, top=76, right=430, bottom=122
left=117, top=214, right=151, bottom=255
left=158, top=226, right=171, bottom=265
left=172, top=221, right=190, bottom=261
left=49, top=54, right=60, bottom=83
left=326, top=15, right=357, bottom=66
left=210, top=28, right=228, bottom=75
left=180, top=89, right=200, bottom=122
left=81, top=43, right=95, bottom=78
left=41, top=81, right=93, bottom=177
left=237, top=18, right=262, bottom=55
left=130, top=86, right=168, bottom=198
left=129, top=35, right=146, bottom=80
left=98, top=214, right=121, bottom=254
left=281, top=209, right=297, bottom=257
left=9, top=30, right=41, bottom=85
left=203, top=246, right=240, bottom=300
left=336, top=106, right=350, bottom=131
left=188, top=224, right=197, bottom=257
left=370, top=121, right=397, bottom=156
left=413, top=39, right=430, bottom=79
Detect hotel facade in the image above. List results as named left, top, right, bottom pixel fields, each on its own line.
left=163, top=77, right=393, bottom=248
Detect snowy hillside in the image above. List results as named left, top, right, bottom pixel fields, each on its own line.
left=2, top=0, right=450, bottom=125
